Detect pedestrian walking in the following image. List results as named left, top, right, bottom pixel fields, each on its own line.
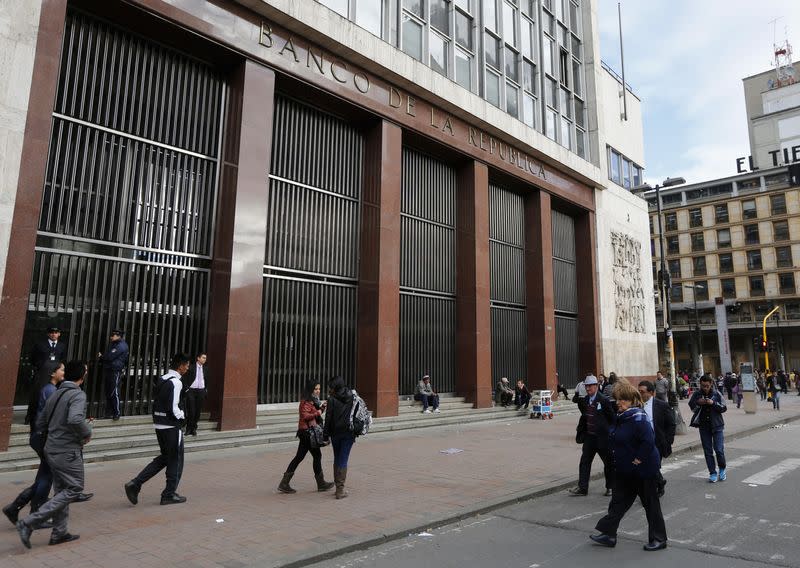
left=569, top=375, right=615, bottom=496
left=16, top=360, right=92, bottom=549
left=757, top=373, right=767, bottom=401
left=654, top=371, right=669, bottom=402
left=767, top=373, right=780, bottom=410
left=278, top=378, right=334, bottom=494
left=688, top=375, right=727, bottom=483
left=97, top=328, right=129, bottom=420
left=590, top=379, right=667, bottom=551
left=182, top=351, right=208, bottom=436
left=323, top=376, right=357, bottom=499
left=637, top=381, right=675, bottom=497
left=601, top=372, right=617, bottom=399
left=124, top=353, right=190, bottom=506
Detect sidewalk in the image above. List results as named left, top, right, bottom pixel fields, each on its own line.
left=1, top=395, right=799, bottom=568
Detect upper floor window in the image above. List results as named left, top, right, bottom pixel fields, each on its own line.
left=691, top=232, right=705, bottom=252
left=718, top=252, right=733, bottom=273
left=774, top=220, right=790, bottom=242
left=667, top=235, right=680, bottom=254
left=744, top=224, right=760, bottom=245
left=721, top=278, right=736, bottom=299
left=747, top=249, right=762, bottom=270
left=689, top=208, right=703, bottom=228
left=742, top=199, right=757, bottom=219
left=668, top=259, right=681, bottom=278
left=750, top=275, right=765, bottom=296
left=771, top=193, right=787, bottom=215
left=670, top=285, right=683, bottom=302
left=664, top=212, right=678, bottom=232
left=717, top=228, right=731, bottom=248
left=606, top=146, right=642, bottom=190
left=780, top=272, right=796, bottom=294
left=320, top=0, right=383, bottom=36
left=694, top=281, right=709, bottom=301
left=776, top=246, right=793, bottom=268
left=715, top=204, right=729, bottom=223
left=692, top=256, right=707, bottom=276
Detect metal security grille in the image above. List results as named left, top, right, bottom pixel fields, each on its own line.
left=552, top=210, right=580, bottom=386
left=489, top=184, right=527, bottom=383
left=260, top=96, right=363, bottom=403
left=399, top=148, right=456, bottom=395
left=19, top=10, right=223, bottom=415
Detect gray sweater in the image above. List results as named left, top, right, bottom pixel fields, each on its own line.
left=35, top=381, right=92, bottom=454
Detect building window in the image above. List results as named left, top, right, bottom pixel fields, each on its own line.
left=750, top=275, right=765, bottom=296
left=774, top=220, right=790, bottom=241
left=693, top=256, right=707, bottom=277
left=715, top=204, right=729, bottom=223
left=742, top=199, right=757, bottom=219
left=668, top=259, right=681, bottom=278
left=691, top=232, right=705, bottom=252
left=689, top=208, right=703, bottom=228
left=670, top=285, right=683, bottom=302
left=721, top=278, right=736, bottom=299
left=664, top=212, right=677, bottom=232
left=608, top=148, right=620, bottom=184
left=695, top=281, right=709, bottom=301
left=771, top=193, right=787, bottom=215
left=650, top=239, right=655, bottom=256
left=747, top=249, right=762, bottom=270
left=717, top=228, right=731, bottom=248
left=779, top=272, right=796, bottom=294
left=744, top=223, right=760, bottom=245
left=401, top=9, right=424, bottom=60
left=776, top=246, right=793, bottom=268
left=718, top=252, right=733, bottom=273
left=667, top=235, right=679, bottom=254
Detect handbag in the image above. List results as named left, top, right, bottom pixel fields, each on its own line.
left=307, top=424, right=326, bottom=448
left=689, top=408, right=701, bottom=428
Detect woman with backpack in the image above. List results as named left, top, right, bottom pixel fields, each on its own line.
left=278, top=378, right=334, bottom=494
left=324, top=376, right=357, bottom=499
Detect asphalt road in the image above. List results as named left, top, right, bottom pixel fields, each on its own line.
left=307, top=422, right=800, bottom=568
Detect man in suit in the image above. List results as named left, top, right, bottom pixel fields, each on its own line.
left=569, top=375, right=616, bottom=496
left=638, top=380, right=676, bottom=497
left=182, top=352, right=208, bottom=436
left=98, top=329, right=129, bottom=421
left=29, top=327, right=67, bottom=379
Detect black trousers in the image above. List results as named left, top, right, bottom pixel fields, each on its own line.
left=596, top=473, right=667, bottom=543
left=286, top=431, right=323, bottom=476
left=578, top=435, right=614, bottom=491
left=185, top=388, right=206, bottom=433
left=133, top=427, right=184, bottom=498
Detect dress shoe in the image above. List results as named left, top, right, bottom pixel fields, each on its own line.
left=49, top=533, right=80, bottom=546
left=112, top=415, right=120, bottom=421
left=160, top=493, right=187, bottom=505
left=604, top=488, right=613, bottom=497
left=643, top=540, right=667, bottom=551
left=568, top=487, right=588, bottom=496
left=590, top=533, right=617, bottom=547
left=2, top=504, right=19, bottom=525
left=16, top=520, right=32, bottom=549
left=74, top=492, right=94, bottom=503
left=124, top=481, right=140, bottom=505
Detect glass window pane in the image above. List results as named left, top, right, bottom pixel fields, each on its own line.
left=356, top=1, right=382, bottom=35
left=456, top=48, right=473, bottom=90
left=431, top=0, right=449, bottom=33
left=776, top=246, right=793, bottom=268
left=505, top=46, right=519, bottom=83
left=632, top=164, right=641, bottom=187
left=402, top=15, right=423, bottom=60
left=503, top=2, right=517, bottom=46
left=430, top=31, right=448, bottom=75
left=521, top=0, right=534, bottom=16
left=742, top=199, right=757, bottom=219
left=456, top=10, right=473, bottom=50
left=485, top=33, right=500, bottom=69
left=569, top=1, right=581, bottom=35
left=574, top=97, right=584, bottom=127
left=576, top=128, right=586, bottom=158
left=543, top=37, right=553, bottom=75
left=320, top=0, right=348, bottom=17
left=543, top=10, right=554, bottom=35
left=571, top=34, right=581, bottom=59
left=572, top=59, right=582, bottom=96
left=403, top=0, right=423, bottom=18
left=546, top=109, right=556, bottom=139
left=561, top=117, right=572, bottom=148
left=561, top=87, right=571, bottom=118
left=523, top=60, right=536, bottom=94
left=485, top=68, right=500, bottom=106
left=523, top=94, right=535, bottom=128
left=622, top=158, right=631, bottom=188
left=455, top=0, right=471, bottom=11
left=521, top=17, right=532, bottom=59
left=506, top=82, right=519, bottom=117
left=609, top=150, right=620, bottom=183
left=546, top=76, right=557, bottom=108
left=484, top=0, right=497, bottom=31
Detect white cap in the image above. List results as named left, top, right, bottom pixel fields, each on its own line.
left=583, top=375, right=598, bottom=385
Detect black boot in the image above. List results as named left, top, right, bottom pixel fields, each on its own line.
left=278, top=471, right=296, bottom=494
left=315, top=473, right=334, bottom=492
left=335, top=467, right=348, bottom=499
left=3, top=486, right=34, bottom=525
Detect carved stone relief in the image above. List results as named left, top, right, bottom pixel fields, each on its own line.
left=611, top=231, right=646, bottom=334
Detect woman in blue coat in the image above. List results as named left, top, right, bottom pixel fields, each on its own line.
left=590, top=379, right=667, bottom=551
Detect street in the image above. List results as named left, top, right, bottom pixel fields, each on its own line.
left=310, top=422, right=800, bottom=568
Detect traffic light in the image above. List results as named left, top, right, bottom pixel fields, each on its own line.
left=753, top=336, right=761, bottom=352
left=761, top=339, right=768, bottom=352
left=769, top=340, right=777, bottom=352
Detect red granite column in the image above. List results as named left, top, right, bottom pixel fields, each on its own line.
left=0, top=0, right=68, bottom=451
left=576, top=210, right=602, bottom=376
left=525, top=191, right=558, bottom=393
left=356, top=120, right=402, bottom=418
left=456, top=161, right=492, bottom=408
left=206, top=61, right=275, bottom=430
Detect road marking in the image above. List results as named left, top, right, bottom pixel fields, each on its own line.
left=741, top=458, right=800, bottom=486
left=690, top=454, right=761, bottom=478
left=663, top=507, right=689, bottom=520
left=557, top=510, right=606, bottom=524
left=661, top=457, right=703, bottom=473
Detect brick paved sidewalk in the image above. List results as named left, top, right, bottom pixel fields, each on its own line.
left=1, top=395, right=798, bottom=568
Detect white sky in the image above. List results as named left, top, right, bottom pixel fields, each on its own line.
left=597, top=0, right=800, bottom=185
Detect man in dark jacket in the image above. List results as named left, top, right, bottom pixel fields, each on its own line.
left=27, top=327, right=68, bottom=421
left=17, top=360, right=92, bottom=549
left=98, top=329, right=129, bottom=421
left=689, top=376, right=727, bottom=483
left=125, top=353, right=190, bottom=506
left=182, top=352, right=208, bottom=436
left=638, top=381, right=676, bottom=497
left=569, top=375, right=616, bottom=496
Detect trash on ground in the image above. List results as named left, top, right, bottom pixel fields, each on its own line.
left=417, top=532, right=434, bottom=537
left=216, top=518, right=225, bottom=523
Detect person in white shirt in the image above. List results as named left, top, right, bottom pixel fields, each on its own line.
left=182, top=352, right=208, bottom=436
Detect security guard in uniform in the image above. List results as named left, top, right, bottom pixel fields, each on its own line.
left=98, top=328, right=129, bottom=421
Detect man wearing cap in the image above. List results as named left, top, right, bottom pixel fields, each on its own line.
left=495, top=377, right=514, bottom=407
left=29, top=328, right=67, bottom=404
left=569, top=374, right=616, bottom=496
left=414, top=375, right=440, bottom=413
left=98, top=329, right=129, bottom=421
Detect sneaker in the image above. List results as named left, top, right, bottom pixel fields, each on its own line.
left=568, top=487, right=588, bottom=496
left=718, top=468, right=727, bottom=481
left=423, top=409, right=431, bottom=414
left=709, top=472, right=718, bottom=483
left=433, top=408, right=441, bottom=413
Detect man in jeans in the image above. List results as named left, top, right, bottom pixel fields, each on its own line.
left=17, top=360, right=92, bottom=548
left=654, top=371, right=669, bottom=402
left=689, top=375, right=727, bottom=483
left=414, top=375, right=440, bottom=413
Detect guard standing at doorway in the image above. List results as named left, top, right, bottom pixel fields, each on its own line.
left=28, top=327, right=67, bottom=417
left=98, top=329, right=129, bottom=421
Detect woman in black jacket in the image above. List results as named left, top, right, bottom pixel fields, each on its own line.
left=323, top=376, right=356, bottom=499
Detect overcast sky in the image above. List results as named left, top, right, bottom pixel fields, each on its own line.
left=597, top=0, right=800, bottom=186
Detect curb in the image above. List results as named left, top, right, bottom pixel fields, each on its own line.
left=275, top=409, right=800, bottom=568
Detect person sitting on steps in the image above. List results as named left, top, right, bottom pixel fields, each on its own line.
left=414, top=375, right=440, bottom=413
left=495, top=377, right=514, bottom=407
left=515, top=379, right=532, bottom=410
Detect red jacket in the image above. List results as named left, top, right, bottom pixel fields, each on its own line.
left=298, top=400, right=322, bottom=431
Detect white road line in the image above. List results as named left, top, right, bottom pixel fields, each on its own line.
left=661, top=457, right=703, bottom=473
left=557, top=510, right=606, bottom=524
left=741, top=458, right=800, bottom=486
left=689, top=454, right=761, bottom=478
left=663, top=507, right=689, bottom=520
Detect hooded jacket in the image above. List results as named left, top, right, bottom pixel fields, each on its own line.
left=323, top=385, right=354, bottom=439
left=35, top=381, right=92, bottom=454
left=610, top=406, right=661, bottom=479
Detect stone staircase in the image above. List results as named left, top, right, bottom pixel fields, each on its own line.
left=0, top=394, right=576, bottom=473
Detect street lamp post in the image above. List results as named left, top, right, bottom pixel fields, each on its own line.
left=634, top=177, right=686, bottom=434
left=684, top=283, right=706, bottom=376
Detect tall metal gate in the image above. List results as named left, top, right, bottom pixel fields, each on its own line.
left=489, top=185, right=527, bottom=384
left=18, top=10, right=223, bottom=415
left=260, top=96, right=363, bottom=403
left=552, top=210, right=580, bottom=387
left=399, top=149, right=456, bottom=395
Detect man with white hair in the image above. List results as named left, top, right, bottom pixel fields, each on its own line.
left=569, top=374, right=616, bottom=496
left=495, top=377, right=514, bottom=407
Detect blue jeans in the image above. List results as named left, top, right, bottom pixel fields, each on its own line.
left=332, top=434, right=355, bottom=468
left=415, top=393, right=439, bottom=410
left=699, top=428, right=726, bottom=474
left=773, top=391, right=781, bottom=410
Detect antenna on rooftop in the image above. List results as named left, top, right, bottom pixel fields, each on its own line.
left=769, top=19, right=795, bottom=89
